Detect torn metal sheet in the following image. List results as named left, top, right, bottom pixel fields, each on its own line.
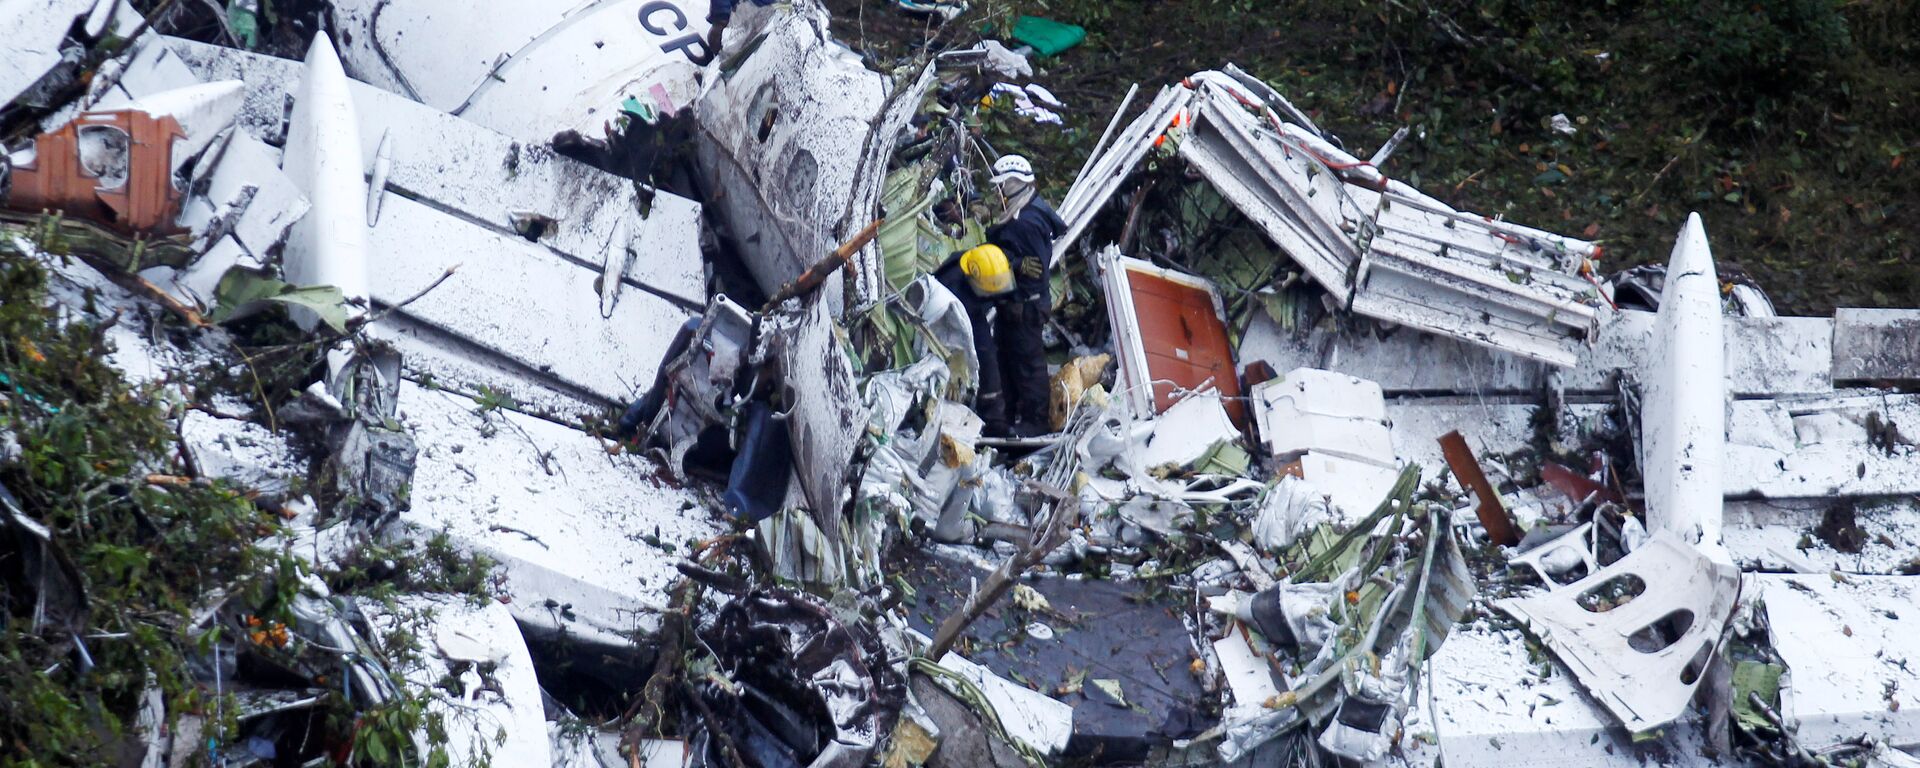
left=1063, top=71, right=1605, bottom=367
left=1639, top=214, right=1726, bottom=549
left=1298, top=452, right=1401, bottom=522
left=111, top=80, right=245, bottom=175
left=1238, top=304, right=1835, bottom=399
left=173, top=129, right=311, bottom=267
left=923, top=650, right=1074, bottom=757
left=168, top=37, right=706, bottom=308
left=653, top=295, right=754, bottom=472
left=0, top=0, right=114, bottom=106
left=62, top=30, right=205, bottom=122
left=1099, top=248, right=1246, bottom=426
left=1252, top=367, right=1391, bottom=463
left=1759, top=574, right=1920, bottom=749
left=328, top=0, right=713, bottom=142
left=1495, top=530, right=1741, bottom=736
left=1177, top=87, right=1362, bottom=307
left=1052, top=84, right=1194, bottom=267
left=697, top=588, right=904, bottom=767
left=366, top=595, right=553, bottom=766
left=279, top=33, right=371, bottom=331
left=759, top=294, right=869, bottom=579
left=1139, top=393, right=1241, bottom=470
left=396, top=381, right=723, bottom=648
left=1833, top=308, right=1920, bottom=384
left=693, top=1, right=927, bottom=302
left=1214, top=624, right=1282, bottom=707
left=1439, top=430, right=1519, bottom=546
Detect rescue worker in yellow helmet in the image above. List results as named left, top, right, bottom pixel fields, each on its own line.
left=933, top=243, right=1021, bottom=435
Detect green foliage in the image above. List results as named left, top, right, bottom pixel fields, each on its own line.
left=210, top=269, right=353, bottom=333
left=954, top=0, right=1918, bottom=313
left=1656, top=0, right=1854, bottom=125
left=0, top=236, right=294, bottom=763
left=321, top=531, right=500, bottom=605
left=1, top=231, right=491, bottom=765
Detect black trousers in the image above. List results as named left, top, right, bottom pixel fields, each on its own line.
left=994, top=297, right=1050, bottom=429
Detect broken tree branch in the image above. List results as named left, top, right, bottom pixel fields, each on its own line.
left=926, top=482, right=1076, bottom=661
left=760, top=218, right=884, bottom=312
left=356, top=263, right=460, bottom=329
left=624, top=577, right=700, bottom=757
left=682, top=679, right=750, bottom=768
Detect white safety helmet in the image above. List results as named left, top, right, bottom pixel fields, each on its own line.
left=989, top=154, right=1036, bottom=185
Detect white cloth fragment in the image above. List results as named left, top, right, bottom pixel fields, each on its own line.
left=1251, top=475, right=1332, bottom=552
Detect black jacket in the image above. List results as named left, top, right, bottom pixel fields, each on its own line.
left=987, top=197, right=1066, bottom=303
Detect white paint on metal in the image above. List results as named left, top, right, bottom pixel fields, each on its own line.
left=1051, top=85, right=1194, bottom=266
left=115, top=80, right=245, bottom=173
left=1495, top=530, right=1741, bottom=736
left=1760, top=574, right=1920, bottom=749
left=397, top=381, right=722, bottom=647
left=1062, top=72, right=1606, bottom=367
left=367, top=193, right=692, bottom=405
left=1096, top=246, right=1156, bottom=419
left=175, top=130, right=311, bottom=262
left=365, top=129, right=392, bottom=226
left=1252, top=368, right=1392, bottom=464
left=1214, top=624, right=1281, bottom=707
left=599, top=216, right=633, bottom=319
left=760, top=294, right=870, bottom=577
left=168, top=37, right=706, bottom=307
left=1572, top=311, right=1833, bottom=397
left=1297, top=452, right=1400, bottom=522
left=926, top=646, right=1075, bottom=756
left=280, top=32, right=372, bottom=330
left=0, top=0, right=107, bottom=106
left=1640, top=214, right=1726, bottom=552
left=1722, top=392, right=1920, bottom=499
left=330, top=0, right=713, bottom=142
left=1402, top=624, right=1717, bottom=767
left=1723, top=498, right=1920, bottom=575
left=692, top=1, right=903, bottom=300
left=1139, top=393, right=1239, bottom=470
left=1833, top=308, right=1920, bottom=383
left=367, top=595, right=554, bottom=766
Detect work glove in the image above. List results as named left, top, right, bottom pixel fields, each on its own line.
left=1018, top=255, right=1044, bottom=281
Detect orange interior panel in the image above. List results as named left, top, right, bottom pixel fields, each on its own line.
left=1125, top=267, right=1246, bottom=428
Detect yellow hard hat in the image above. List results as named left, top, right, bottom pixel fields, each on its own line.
left=960, top=244, right=1014, bottom=297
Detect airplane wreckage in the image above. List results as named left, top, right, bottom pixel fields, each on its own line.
left=3, top=0, right=1920, bottom=765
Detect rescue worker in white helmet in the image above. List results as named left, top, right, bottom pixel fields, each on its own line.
left=982, top=154, right=1065, bottom=436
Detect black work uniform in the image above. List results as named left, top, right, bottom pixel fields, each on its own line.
left=986, top=197, right=1066, bottom=431
left=933, top=254, right=1014, bottom=434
